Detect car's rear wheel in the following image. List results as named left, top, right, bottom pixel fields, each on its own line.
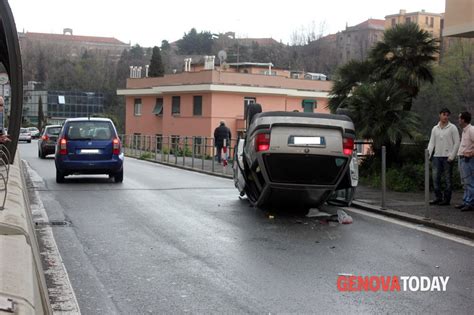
left=114, top=169, right=123, bottom=183
left=56, top=169, right=65, bottom=183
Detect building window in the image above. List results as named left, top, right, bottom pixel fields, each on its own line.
left=302, top=100, right=316, bottom=113
left=134, top=98, right=142, bottom=116
left=153, top=98, right=163, bottom=115
left=244, top=97, right=256, bottom=106
left=171, top=135, right=180, bottom=153
left=193, top=96, right=202, bottom=116
left=133, top=133, right=141, bottom=148
left=405, top=17, right=411, bottom=24
left=430, top=17, right=434, bottom=27
left=244, top=97, right=256, bottom=116
left=172, top=96, right=180, bottom=115
left=156, top=134, right=163, bottom=150
left=194, top=136, right=203, bottom=155
left=391, top=18, right=396, bottom=27
left=425, top=17, right=429, bottom=25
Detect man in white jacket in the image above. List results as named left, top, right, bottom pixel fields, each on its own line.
left=427, top=108, right=461, bottom=206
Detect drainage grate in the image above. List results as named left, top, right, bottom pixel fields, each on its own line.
left=35, top=220, right=72, bottom=227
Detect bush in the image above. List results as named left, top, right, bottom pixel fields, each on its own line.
left=139, top=152, right=153, bottom=160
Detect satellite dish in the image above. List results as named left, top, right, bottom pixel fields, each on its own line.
left=218, top=50, right=227, bottom=65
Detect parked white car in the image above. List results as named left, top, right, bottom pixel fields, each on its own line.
left=19, top=128, right=32, bottom=143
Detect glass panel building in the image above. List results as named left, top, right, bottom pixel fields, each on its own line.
left=22, top=90, right=105, bottom=125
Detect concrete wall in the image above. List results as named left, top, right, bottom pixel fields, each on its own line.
left=0, top=152, right=51, bottom=314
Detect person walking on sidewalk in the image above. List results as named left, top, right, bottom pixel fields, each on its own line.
left=214, top=120, right=231, bottom=164
left=456, top=111, right=474, bottom=212
left=427, top=108, right=460, bottom=206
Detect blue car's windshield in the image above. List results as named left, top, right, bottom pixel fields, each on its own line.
left=66, top=121, right=114, bottom=140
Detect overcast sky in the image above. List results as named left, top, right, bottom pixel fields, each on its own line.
left=9, top=0, right=446, bottom=47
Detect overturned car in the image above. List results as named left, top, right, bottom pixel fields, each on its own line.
left=233, top=104, right=358, bottom=215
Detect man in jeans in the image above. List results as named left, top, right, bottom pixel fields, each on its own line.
left=456, top=112, right=474, bottom=212
left=427, top=108, right=460, bottom=205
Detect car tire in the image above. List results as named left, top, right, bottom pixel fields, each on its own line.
left=56, top=169, right=65, bottom=183
left=27, top=140, right=31, bottom=143
left=114, top=169, right=123, bottom=183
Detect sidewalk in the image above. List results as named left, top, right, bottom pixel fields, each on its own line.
left=353, top=185, right=474, bottom=236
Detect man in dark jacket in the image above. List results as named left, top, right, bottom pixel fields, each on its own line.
left=214, top=120, right=232, bottom=163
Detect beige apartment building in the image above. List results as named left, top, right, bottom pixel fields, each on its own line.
left=385, top=9, right=443, bottom=38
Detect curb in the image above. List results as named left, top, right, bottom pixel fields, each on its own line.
left=351, top=200, right=474, bottom=240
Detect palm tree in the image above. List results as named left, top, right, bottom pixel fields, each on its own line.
left=370, top=23, right=439, bottom=111
left=328, top=59, right=374, bottom=113
left=347, top=80, right=420, bottom=163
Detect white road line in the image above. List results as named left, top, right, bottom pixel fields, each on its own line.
left=24, top=161, right=82, bottom=314
left=345, top=207, right=474, bottom=247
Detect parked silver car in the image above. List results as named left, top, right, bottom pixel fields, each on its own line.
left=19, top=128, right=32, bottom=143
left=233, top=104, right=358, bottom=215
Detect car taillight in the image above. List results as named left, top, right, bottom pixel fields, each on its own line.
left=255, top=133, right=270, bottom=152
left=113, top=138, right=121, bottom=155
left=343, top=137, right=354, bottom=156
left=42, top=135, right=49, bottom=141
left=59, top=138, right=67, bottom=155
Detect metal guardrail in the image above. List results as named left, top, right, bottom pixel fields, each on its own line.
left=120, top=134, right=235, bottom=176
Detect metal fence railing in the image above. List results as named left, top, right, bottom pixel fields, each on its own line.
left=120, top=134, right=237, bottom=176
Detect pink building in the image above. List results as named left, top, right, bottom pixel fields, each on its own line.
left=117, top=64, right=332, bottom=140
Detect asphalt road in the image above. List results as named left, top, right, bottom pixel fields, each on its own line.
left=20, top=141, right=474, bottom=314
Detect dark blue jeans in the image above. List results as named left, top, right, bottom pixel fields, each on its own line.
left=459, top=157, right=474, bottom=206
left=432, top=157, right=453, bottom=202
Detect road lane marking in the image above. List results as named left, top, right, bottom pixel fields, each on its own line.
left=345, top=207, right=474, bottom=247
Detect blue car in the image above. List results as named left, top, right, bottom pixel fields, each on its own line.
left=55, top=117, right=124, bottom=183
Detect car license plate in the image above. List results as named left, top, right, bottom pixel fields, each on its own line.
left=289, top=136, right=325, bottom=146
left=80, top=149, right=100, bottom=154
